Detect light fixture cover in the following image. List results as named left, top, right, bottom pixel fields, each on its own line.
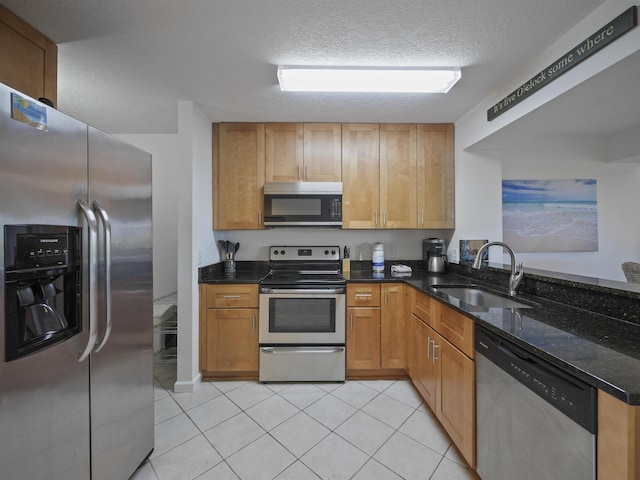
left=277, top=66, right=461, bottom=93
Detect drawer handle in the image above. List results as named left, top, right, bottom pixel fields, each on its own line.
left=223, top=295, right=241, bottom=299
left=432, top=342, right=440, bottom=363
left=355, top=293, right=372, bottom=298
left=427, top=335, right=432, bottom=359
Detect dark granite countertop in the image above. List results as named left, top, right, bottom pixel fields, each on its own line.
left=199, top=260, right=640, bottom=405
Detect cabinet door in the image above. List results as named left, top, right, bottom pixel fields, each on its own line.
left=341, top=123, right=380, bottom=228
left=214, top=123, right=265, bottom=230
left=412, top=317, right=437, bottom=411
left=0, top=6, right=57, bottom=104
left=437, top=336, right=476, bottom=468
left=381, top=283, right=405, bottom=369
left=598, top=390, right=640, bottom=480
left=379, top=124, right=417, bottom=228
left=265, top=123, right=303, bottom=182
left=417, top=124, right=454, bottom=228
left=303, top=123, right=342, bottom=182
left=203, top=308, right=258, bottom=372
left=346, top=307, right=381, bottom=370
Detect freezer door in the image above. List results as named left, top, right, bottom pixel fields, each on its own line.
left=0, top=84, right=91, bottom=479
left=88, top=127, right=154, bottom=480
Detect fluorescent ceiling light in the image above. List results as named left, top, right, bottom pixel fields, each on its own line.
left=277, top=66, right=461, bottom=93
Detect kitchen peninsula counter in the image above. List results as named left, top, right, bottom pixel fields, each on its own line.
left=198, top=260, right=640, bottom=405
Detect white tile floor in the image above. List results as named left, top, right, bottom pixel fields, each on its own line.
left=131, top=364, right=477, bottom=480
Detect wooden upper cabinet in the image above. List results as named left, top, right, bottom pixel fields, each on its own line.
left=341, top=124, right=380, bottom=229
left=0, top=6, right=57, bottom=105
left=417, top=124, right=455, bottom=228
left=303, top=123, right=342, bottom=182
left=380, top=124, right=417, bottom=228
left=213, top=123, right=265, bottom=230
left=265, top=123, right=303, bottom=182
left=265, top=123, right=341, bottom=182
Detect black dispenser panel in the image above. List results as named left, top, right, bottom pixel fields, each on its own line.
left=4, top=225, right=82, bottom=361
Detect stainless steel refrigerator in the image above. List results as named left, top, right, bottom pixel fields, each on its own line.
left=0, top=82, right=154, bottom=480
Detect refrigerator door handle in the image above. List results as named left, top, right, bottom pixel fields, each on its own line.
left=78, top=199, right=99, bottom=362
left=93, top=201, right=112, bottom=353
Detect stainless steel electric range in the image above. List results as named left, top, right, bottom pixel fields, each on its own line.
left=259, top=246, right=346, bottom=382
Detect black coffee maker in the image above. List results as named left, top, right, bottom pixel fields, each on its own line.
left=422, top=238, right=447, bottom=273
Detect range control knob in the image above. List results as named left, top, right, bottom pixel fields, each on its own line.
left=331, top=250, right=336, bottom=255
left=324, top=250, right=329, bottom=255
left=273, top=250, right=279, bottom=255
left=280, top=250, right=286, bottom=255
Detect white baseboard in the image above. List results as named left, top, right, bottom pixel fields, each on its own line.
left=173, top=371, right=202, bottom=393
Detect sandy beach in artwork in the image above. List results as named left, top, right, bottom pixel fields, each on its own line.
left=503, top=229, right=598, bottom=252
left=502, top=200, right=598, bottom=253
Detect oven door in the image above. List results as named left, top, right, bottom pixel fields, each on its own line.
left=259, top=288, right=346, bottom=344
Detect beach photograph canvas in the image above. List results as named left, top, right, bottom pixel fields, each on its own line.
left=502, top=179, right=598, bottom=253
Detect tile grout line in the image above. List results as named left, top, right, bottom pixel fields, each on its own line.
left=150, top=373, right=471, bottom=480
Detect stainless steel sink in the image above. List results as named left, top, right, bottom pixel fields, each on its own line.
left=431, top=285, right=535, bottom=309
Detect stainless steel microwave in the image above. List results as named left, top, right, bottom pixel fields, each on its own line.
left=263, top=182, right=342, bottom=227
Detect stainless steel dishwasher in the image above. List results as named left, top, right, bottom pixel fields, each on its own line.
left=475, top=326, right=597, bottom=480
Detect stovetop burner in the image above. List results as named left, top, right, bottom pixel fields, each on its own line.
left=260, top=245, right=345, bottom=287
left=261, top=271, right=345, bottom=285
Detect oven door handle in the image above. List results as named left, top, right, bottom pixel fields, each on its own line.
left=260, top=288, right=345, bottom=295
left=260, top=347, right=345, bottom=355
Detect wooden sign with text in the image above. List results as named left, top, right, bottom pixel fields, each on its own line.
left=488, top=6, right=637, bottom=121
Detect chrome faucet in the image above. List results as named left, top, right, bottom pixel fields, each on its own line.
left=472, top=241, right=524, bottom=296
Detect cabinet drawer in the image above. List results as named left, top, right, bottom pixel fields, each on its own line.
left=347, top=284, right=381, bottom=307
left=410, top=287, right=436, bottom=328
left=204, top=284, right=258, bottom=309
left=436, top=304, right=474, bottom=358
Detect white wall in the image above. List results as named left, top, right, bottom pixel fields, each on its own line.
left=115, top=133, right=181, bottom=299
left=173, top=101, right=219, bottom=392
left=501, top=137, right=639, bottom=280
left=214, top=229, right=449, bottom=263
left=452, top=0, right=640, bottom=281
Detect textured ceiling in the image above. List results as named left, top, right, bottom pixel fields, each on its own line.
left=0, top=0, right=607, bottom=134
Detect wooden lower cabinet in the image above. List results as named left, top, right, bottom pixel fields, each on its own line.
left=381, top=284, right=405, bottom=369
left=437, top=335, right=475, bottom=466
left=411, top=315, right=437, bottom=409
left=598, top=390, right=640, bottom=480
left=199, top=284, right=259, bottom=377
left=346, top=306, right=381, bottom=370
left=202, top=308, right=258, bottom=373
left=408, top=288, right=476, bottom=469
left=346, top=283, right=405, bottom=376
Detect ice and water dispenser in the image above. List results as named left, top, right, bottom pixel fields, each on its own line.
left=4, top=225, right=82, bottom=361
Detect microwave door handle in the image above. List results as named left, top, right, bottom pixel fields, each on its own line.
left=78, top=199, right=99, bottom=362
left=92, top=201, right=112, bottom=353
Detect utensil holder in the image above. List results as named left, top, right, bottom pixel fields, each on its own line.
left=224, top=259, right=236, bottom=274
